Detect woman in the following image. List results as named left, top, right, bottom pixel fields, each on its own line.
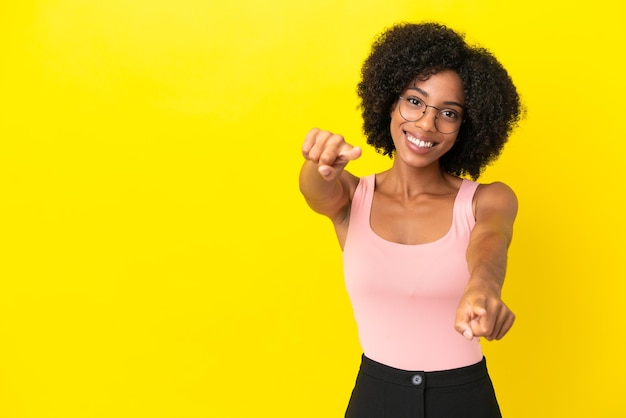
left=300, top=23, right=523, bottom=417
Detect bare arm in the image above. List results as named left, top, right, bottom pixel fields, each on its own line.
left=299, top=128, right=361, bottom=224
left=455, top=182, right=518, bottom=341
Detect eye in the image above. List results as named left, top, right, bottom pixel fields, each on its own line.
left=405, top=96, right=425, bottom=108
left=439, top=109, right=461, bottom=121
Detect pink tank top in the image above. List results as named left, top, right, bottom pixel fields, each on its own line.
left=343, top=174, right=483, bottom=371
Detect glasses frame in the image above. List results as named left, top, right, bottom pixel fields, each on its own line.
left=397, top=96, right=464, bottom=134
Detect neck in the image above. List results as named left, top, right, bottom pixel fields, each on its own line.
left=377, top=162, right=457, bottom=198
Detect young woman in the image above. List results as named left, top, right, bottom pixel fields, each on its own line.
left=300, top=22, right=523, bottom=417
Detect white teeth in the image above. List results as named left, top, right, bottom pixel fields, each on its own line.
left=407, top=134, right=434, bottom=148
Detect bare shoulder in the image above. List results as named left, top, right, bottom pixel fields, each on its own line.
left=473, top=181, right=518, bottom=222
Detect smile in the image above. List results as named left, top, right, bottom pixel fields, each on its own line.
left=406, top=134, right=434, bottom=148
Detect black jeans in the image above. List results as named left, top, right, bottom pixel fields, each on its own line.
left=345, top=355, right=502, bottom=418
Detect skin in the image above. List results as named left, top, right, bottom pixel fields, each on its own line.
left=300, top=69, right=516, bottom=342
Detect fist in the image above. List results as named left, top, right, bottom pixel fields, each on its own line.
left=302, top=128, right=362, bottom=181
left=454, top=287, right=516, bottom=341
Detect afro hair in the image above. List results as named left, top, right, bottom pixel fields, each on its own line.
left=357, top=22, right=523, bottom=180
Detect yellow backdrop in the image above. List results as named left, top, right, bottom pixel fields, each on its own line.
left=1, top=1, right=625, bottom=417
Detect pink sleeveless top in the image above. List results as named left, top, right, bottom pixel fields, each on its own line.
left=343, top=174, right=483, bottom=371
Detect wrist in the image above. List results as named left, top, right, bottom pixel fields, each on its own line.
left=465, top=276, right=502, bottom=296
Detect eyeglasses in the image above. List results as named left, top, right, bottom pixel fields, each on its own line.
left=398, top=96, right=464, bottom=134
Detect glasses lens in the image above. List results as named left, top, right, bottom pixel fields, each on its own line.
left=435, top=111, right=462, bottom=134
left=399, top=97, right=421, bottom=122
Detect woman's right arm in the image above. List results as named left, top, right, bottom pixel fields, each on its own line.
left=299, top=128, right=362, bottom=224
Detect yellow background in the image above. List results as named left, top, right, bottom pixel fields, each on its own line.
left=1, top=1, right=624, bottom=417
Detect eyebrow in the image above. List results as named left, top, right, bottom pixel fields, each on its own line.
left=406, top=87, right=465, bottom=109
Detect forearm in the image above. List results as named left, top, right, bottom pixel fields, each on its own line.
left=299, top=160, right=349, bottom=216
left=465, top=230, right=511, bottom=294
left=300, top=160, right=339, bottom=200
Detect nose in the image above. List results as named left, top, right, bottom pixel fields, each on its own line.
left=414, top=106, right=438, bottom=132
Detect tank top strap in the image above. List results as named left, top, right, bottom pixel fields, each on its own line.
left=453, top=179, right=479, bottom=232
left=349, top=174, right=376, bottom=229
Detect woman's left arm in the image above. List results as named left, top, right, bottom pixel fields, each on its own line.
left=454, top=182, right=518, bottom=341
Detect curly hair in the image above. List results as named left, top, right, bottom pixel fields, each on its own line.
left=357, top=22, right=523, bottom=180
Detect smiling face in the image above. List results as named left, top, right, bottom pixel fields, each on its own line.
left=390, top=69, right=465, bottom=171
